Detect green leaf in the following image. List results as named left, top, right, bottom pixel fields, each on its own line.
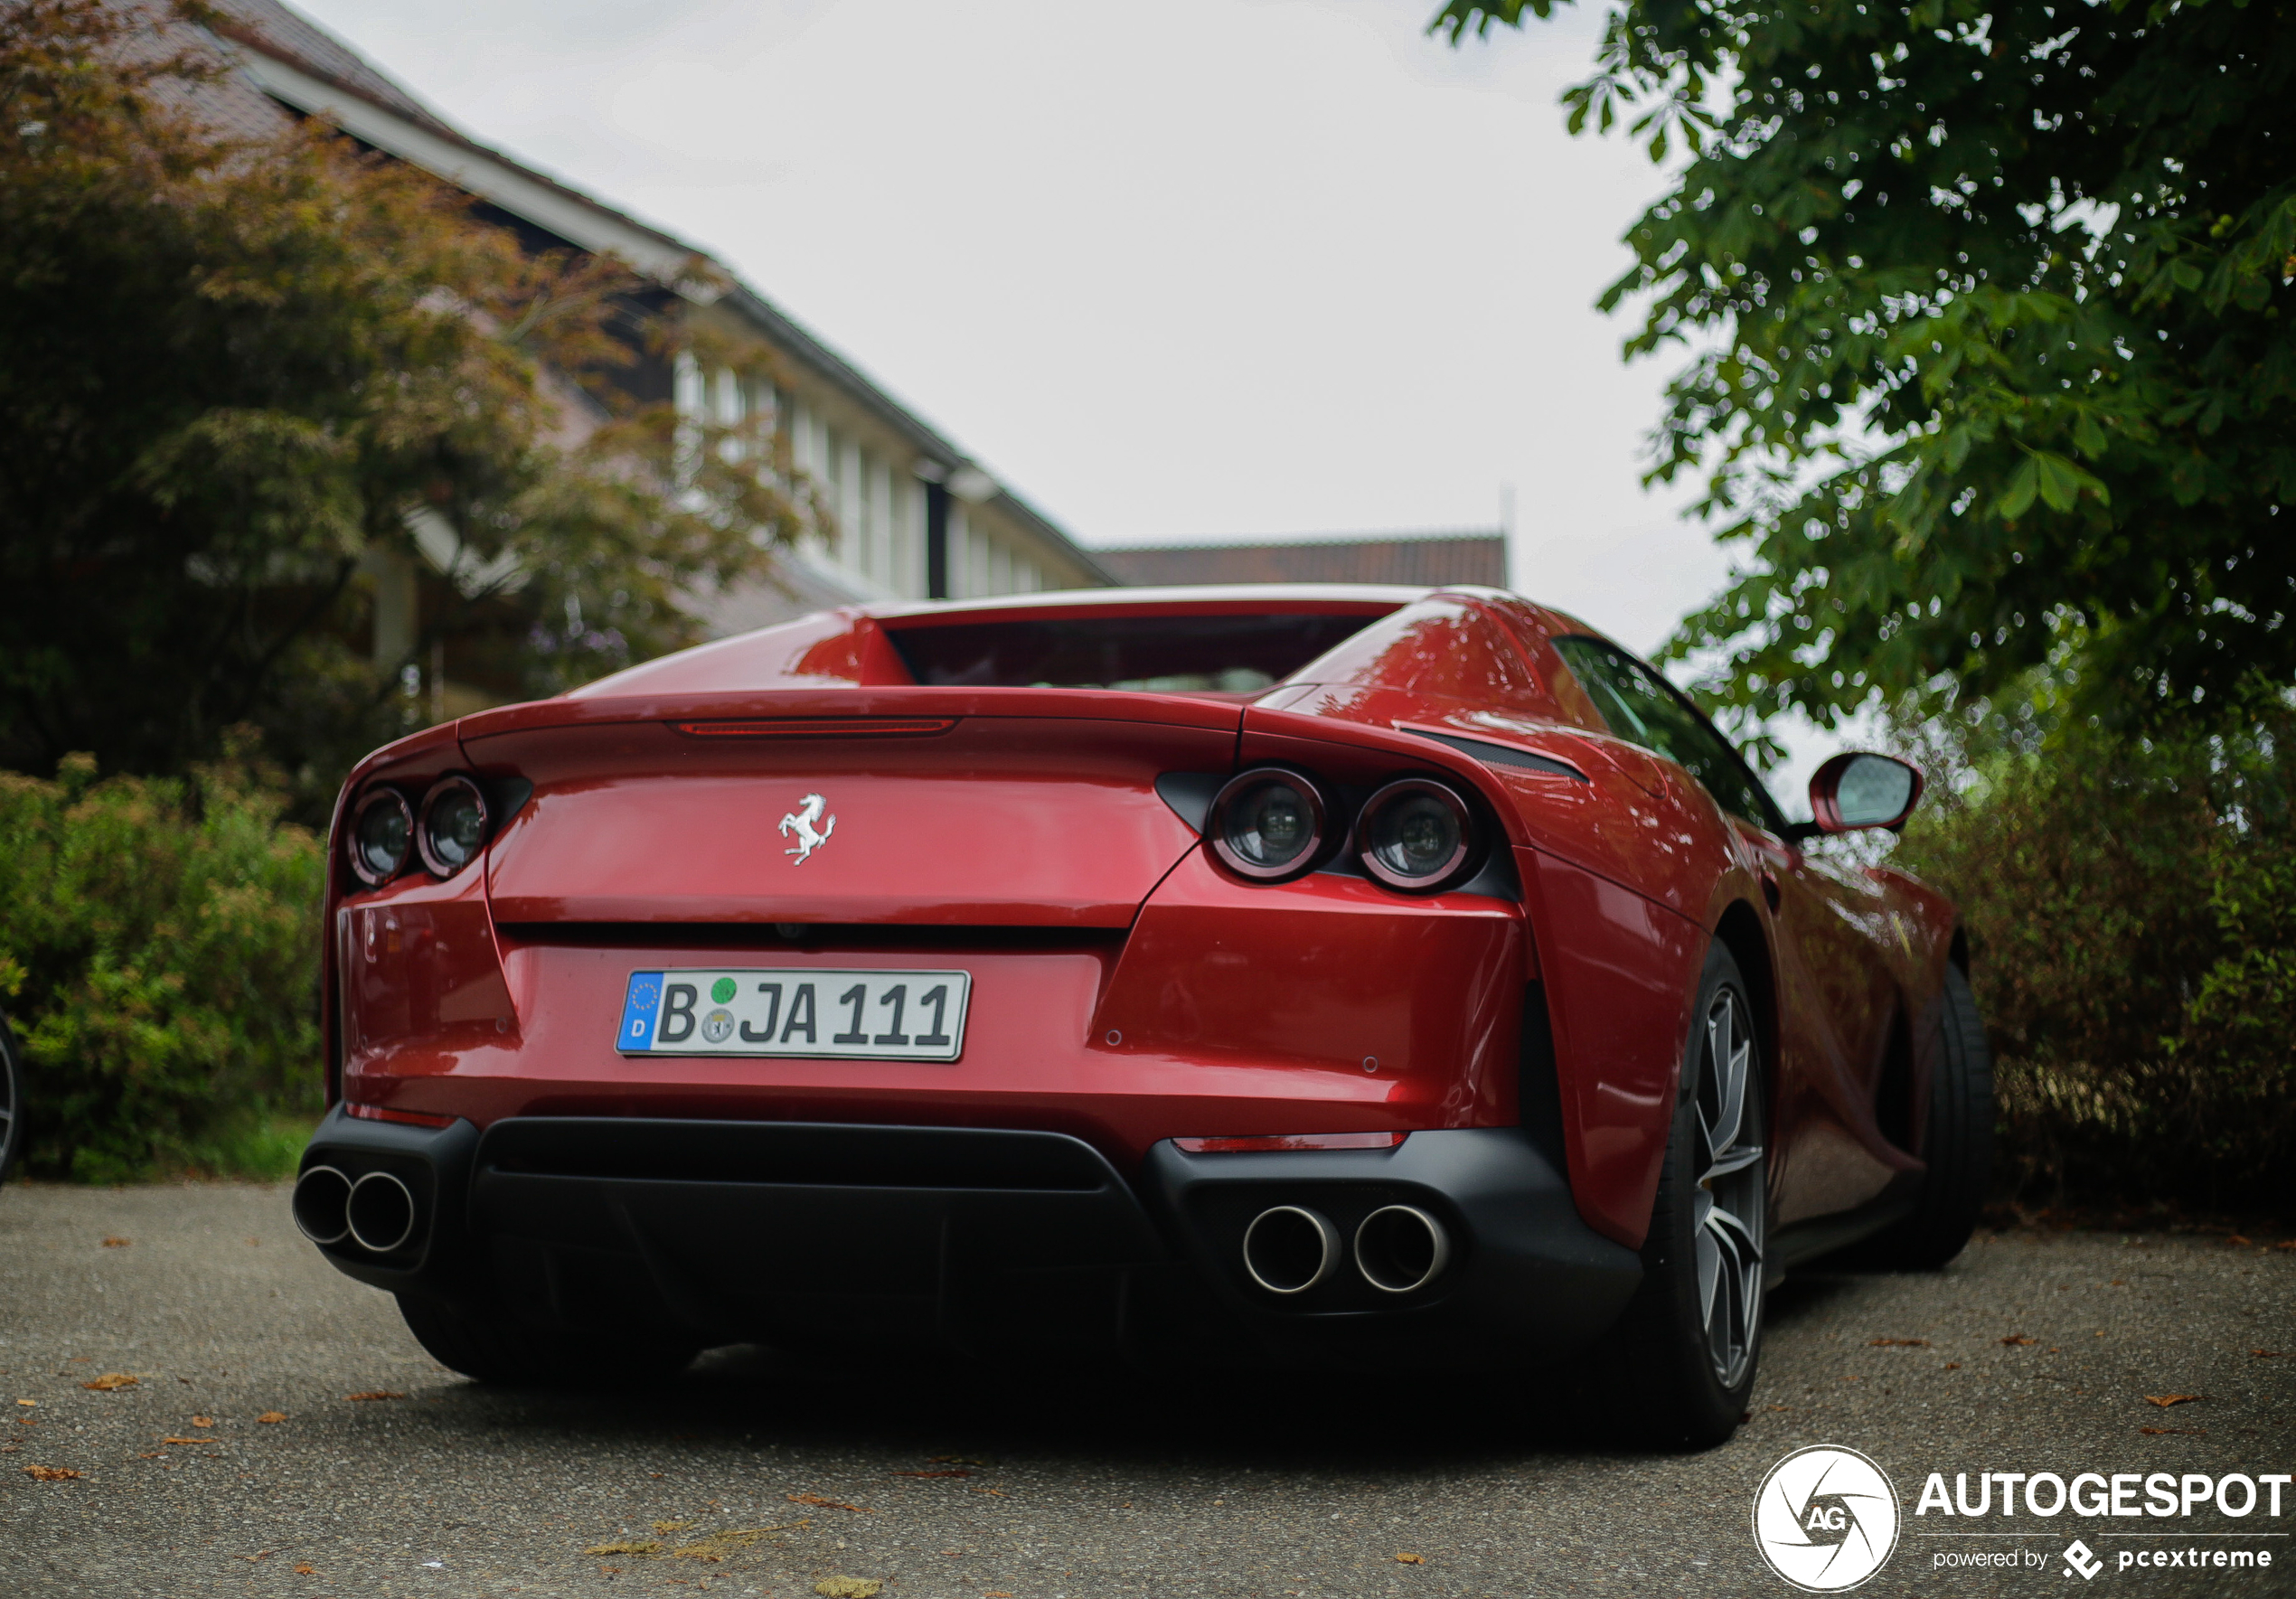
left=1995, top=457, right=2040, bottom=522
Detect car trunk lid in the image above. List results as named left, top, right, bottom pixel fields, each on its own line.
left=463, top=689, right=1238, bottom=928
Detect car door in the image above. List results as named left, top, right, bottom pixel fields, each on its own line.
left=1544, top=635, right=1903, bottom=1228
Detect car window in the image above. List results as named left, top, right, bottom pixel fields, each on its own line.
left=883, top=612, right=1383, bottom=691
left=1550, top=635, right=1786, bottom=831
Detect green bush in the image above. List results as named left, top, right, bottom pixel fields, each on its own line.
left=0, top=740, right=325, bottom=1181
left=1890, top=712, right=2295, bottom=1218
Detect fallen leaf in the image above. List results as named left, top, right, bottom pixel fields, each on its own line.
left=2277, top=1241, right=2296, bottom=1252
left=653, top=1520, right=695, bottom=1534
left=2140, top=1426, right=2206, bottom=1436
left=1943, top=1363, right=1962, bottom=1370
left=256, top=1411, right=287, bottom=1424
left=191, top=1416, right=213, bottom=1427
left=668, top=1528, right=790, bottom=1561
left=161, top=1436, right=203, bottom=1444
left=15, top=1417, right=32, bottom=1426
left=80, top=1373, right=138, bottom=1391
left=973, top=1487, right=1006, bottom=1497
left=2145, top=1394, right=2202, bottom=1407
left=343, top=1391, right=404, bottom=1402
left=2252, top=1350, right=2286, bottom=1359
left=293, top=1565, right=315, bottom=1576
left=100, top=1237, right=131, bottom=1248
left=895, top=1469, right=971, bottom=1478
left=814, top=1578, right=882, bottom=1599
left=2000, top=1335, right=2037, bottom=1347
left=14, top=1400, right=31, bottom=1407
left=1868, top=1338, right=1931, bottom=1347
left=2228, top=1234, right=2253, bottom=1246
left=584, top=1540, right=661, bottom=1557
left=985, top=1593, right=1014, bottom=1598
left=240, top=1552, right=270, bottom=1563
left=23, top=1465, right=81, bottom=1481
left=1396, top=1552, right=1425, bottom=1564
left=787, top=1492, right=873, bottom=1513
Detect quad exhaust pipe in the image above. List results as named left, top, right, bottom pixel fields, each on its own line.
left=291, top=1165, right=352, bottom=1246
left=1239, top=1203, right=1452, bottom=1295
left=293, top=1165, right=419, bottom=1255
left=1352, top=1205, right=1450, bottom=1293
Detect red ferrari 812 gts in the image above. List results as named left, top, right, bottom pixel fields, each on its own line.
left=294, top=584, right=1990, bottom=1444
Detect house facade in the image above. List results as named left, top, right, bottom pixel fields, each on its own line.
left=195, top=1, right=1109, bottom=662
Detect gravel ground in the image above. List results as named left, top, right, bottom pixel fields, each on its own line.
left=1, top=1182, right=2290, bottom=1597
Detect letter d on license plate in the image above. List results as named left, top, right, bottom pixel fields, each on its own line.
left=617, top=969, right=969, bottom=1062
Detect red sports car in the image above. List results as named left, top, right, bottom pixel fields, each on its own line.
left=295, top=584, right=1990, bottom=1444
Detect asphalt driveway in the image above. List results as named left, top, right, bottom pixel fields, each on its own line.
left=1, top=1182, right=2289, bottom=1597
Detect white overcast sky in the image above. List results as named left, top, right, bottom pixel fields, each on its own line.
left=286, top=0, right=1718, bottom=642
left=284, top=0, right=1843, bottom=802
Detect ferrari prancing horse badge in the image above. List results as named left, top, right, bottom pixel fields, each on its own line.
left=777, top=792, right=835, bottom=864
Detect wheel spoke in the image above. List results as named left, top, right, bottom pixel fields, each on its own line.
left=1691, top=984, right=1765, bottom=1388
left=1707, top=1201, right=1762, bottom=1261
left=1695, top=1217, right=1721, bottom=1331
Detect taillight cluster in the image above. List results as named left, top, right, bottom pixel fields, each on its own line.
left=346, top=776, right=494, bottom=888
left=1204, top=767, right=1484, bottom=894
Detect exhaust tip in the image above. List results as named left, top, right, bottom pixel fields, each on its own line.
left=1354, top=1205, right=1450, bottom=1293
left=1240, top=1205, right=1340, bottom=1294
left=345, top=1170, right=418, bottom=1255
left=291, top=1165, right=353, bottom=1246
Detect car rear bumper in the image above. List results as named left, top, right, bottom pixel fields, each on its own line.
left=296, top=1107, right=1641, bottom=1368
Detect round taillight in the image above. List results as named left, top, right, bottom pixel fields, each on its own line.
left=1208, top=767, right=1331, bottom=882
left=1355, top=778, right=1475, bottom=892
left=347, top=789, right=413, bottom=887
left=416, top=776, right=491, bottom=878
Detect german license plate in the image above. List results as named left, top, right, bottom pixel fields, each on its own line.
left=616, top=969, right=970, bottom=1061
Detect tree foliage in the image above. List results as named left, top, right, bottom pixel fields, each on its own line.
left=0, top=0, right=814, bottom=795
left=1435, top=0, right=2294, bottom=733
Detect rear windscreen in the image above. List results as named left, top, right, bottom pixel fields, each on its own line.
left=884, top=613, right=1385, bottom=692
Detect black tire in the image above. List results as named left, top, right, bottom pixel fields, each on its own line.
left=1593, top=943, right=1768, bottom=1449
left=1861, top=963, right=1993, bottom=1268
left=0, top=1015, right=24, bottom=1187
left=396, top=1293, right=698, bottom=1388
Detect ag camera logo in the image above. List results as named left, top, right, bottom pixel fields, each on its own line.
left=1753, top=1446, right=1901, bottom=1592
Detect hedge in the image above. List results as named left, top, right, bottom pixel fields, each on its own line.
left=1889, top=713, right=2295, bottom=1219
left=0, top=741, right=324, bottom=1181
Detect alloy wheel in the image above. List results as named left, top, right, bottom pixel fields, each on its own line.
left=1693, top=986, right=1765, bottom=1388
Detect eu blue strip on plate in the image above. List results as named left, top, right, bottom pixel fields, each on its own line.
left=619, top=972, right=665, bottom=1051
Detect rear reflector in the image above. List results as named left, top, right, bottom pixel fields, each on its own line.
left=1173, top=1132, right=1406, bottom=1153
left=673, top=717, right=956, bottom=738
left=344, top=1103, right=456, bottom=1129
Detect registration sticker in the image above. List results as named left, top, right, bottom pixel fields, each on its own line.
left=617, top=968, right=970, bottom=1062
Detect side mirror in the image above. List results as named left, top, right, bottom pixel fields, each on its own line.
left=1809, top=752, right=1923, bottom=833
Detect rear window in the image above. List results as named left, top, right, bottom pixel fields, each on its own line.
left=884, top=613, right=1384, bottom=691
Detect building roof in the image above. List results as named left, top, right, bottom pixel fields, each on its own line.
left=1091, top=530, right=1509, bottom=589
